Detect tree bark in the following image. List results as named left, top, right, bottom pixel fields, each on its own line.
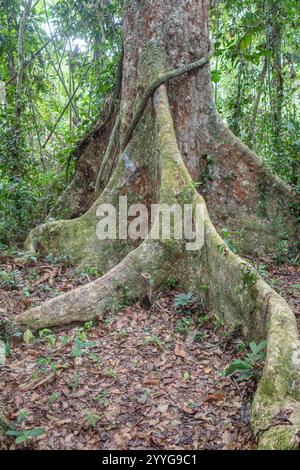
left=2, top=0, right=17, bottom=84
left=248, top=58, right=268, bottom=144
left=13, top=0, right=300, bottom=450
left=13, top=0, right=33, bottom=171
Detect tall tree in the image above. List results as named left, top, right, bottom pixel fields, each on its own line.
left=13, top=0, right=33, bottom=172
left=12, top=0, right=300, bottom=450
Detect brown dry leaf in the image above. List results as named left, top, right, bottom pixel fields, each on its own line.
left=180, top=405, right=197, bottom=415
left=19, top=372, right=56, bottom=392
left=32, top=270, right=57, bottom=286
left=205, top=393, right=225, bottom=403
left=175, top=343, right=186, bottom=358
left=143, top=378, right=160, bottom=386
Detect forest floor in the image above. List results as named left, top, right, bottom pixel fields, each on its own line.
left=0, top=253, right=299, bottom=450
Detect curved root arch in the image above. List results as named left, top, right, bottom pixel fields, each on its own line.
left=14, top=86, right=300, bottom=450
left=9, top=35, right=300, bottom=449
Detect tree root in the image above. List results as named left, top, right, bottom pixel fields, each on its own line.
left=16, top=80, right=300, bottom=450
left=202, top=114, right=299, bottom=257
left=217, top=118, right=295, bottom=198
left=95, top=113, right=121, bottom=198
left=14, top=238, right=167, bottom=331
left=48, top=85, right=121, bottom=221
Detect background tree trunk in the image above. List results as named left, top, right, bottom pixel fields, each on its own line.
left=2, top=0, right=16, bottom=84
left=13, top=0, right=33, bottom=173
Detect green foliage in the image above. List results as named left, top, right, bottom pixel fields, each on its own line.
left=38, top=329, right=57, bottom=348
left=194, top=331, right=204, bottom=342
left=0, top=269, right=22, bottom=289
left=34, top=355, right=57, bottom=377
left=6, top=427, right=45, bottom=445
left=69, top=372, right=79, bottom=389
left=162, top=276, right=179, bottom=289
left=0, top=0, right=123, bottom=245
left=210, top=0, right=300, bottom=192
left=173, top=291, right=198, bottom=315
left=257, top=263, right=269, bottom=279
left=93, top=389, right=110, bottom=406
left=241, top=262, right=258, bottom=287
left=177, top=317, right=192, bottom=335
left=6, top=409, right=45, bottom=445
left=223, top=340, right=267, bottom=382
left=71, top=336, right=95, bottom=358
left=221, top=228, right=239, bottom=254
left=146, top=335, right=165, bottom=350
left=83, top=412, right=101, bottom=429
left=48, top=391, right=60, bottom=406
left=105, top=367, right=118, bottom=380
left=183, top=371, right=190, bottom=382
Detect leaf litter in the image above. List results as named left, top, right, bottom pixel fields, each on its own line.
left=1, top=255, right=297, bottom=450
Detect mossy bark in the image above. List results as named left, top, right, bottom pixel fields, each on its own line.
left=13, top=0, right=300, bottom=450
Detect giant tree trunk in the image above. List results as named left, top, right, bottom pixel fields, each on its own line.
left=12, top=0, right=300, bottom=450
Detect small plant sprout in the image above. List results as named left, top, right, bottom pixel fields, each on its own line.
left=223, top=341, right=267, bottom=382
left=17, top=409, right=29, bottom=424
left=183, top=371, right=190, bottom=382
left=83, top=320, right=94, bottom=331
left=177, top=317, right=192, bottom=335
left=147, top=335, right=165, bottom=350
left=6, top=427, right=46, bottom=445
left=6, top=409, right=45, bottom=445
left=48, top=392, right=60, bottom=405
left=84, top=412, right=102, bottom=429
left=221, top=228, right=238, bottom=254
left=38, top=328, right=56, bottom=347
left=71, top=335, right=95, bottom=358
left=173, top=291, right=199, bottom=315
left=105, top=368, right=118, bottom=380
left=93, top=389, right=110, bottom=406
left=162, top=276, right=179, bottom=289
left=116, top=328, right=129, bottom=339
left=194, top=331, right=204, bottom=342
left=241, top=261, right=258, bottom=287
left=0, top=270, right=22, bottom=289
left=69, top=373, right=80, bottom=389
left=89, top=352, right=100, bottom=363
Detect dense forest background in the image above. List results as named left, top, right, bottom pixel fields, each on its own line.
left=0, top=0, right=299, bottom=247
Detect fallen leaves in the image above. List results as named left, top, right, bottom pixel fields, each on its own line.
left=143, top=377, right=160, bottom=386
left=175, top=343, right=186, bottom=358
left=19, top=372, right=56, bottom=393
left=0, top=258, right=257, bottom=450
left=205, top=393, right=225, bottom=403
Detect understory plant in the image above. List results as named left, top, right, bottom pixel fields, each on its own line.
left=5, top=410, right=45, bottom=445
left=223, top=340, right=267, bottom=382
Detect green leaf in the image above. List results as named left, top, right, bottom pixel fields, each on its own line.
left=6, top=430, right=21, bottom=437
left=183, top=371, right=190, bottom=381
left=224, top=360, right=249, bottom=377
left=211, top=70, right=221, bottom=83
left=240, top=32, right=252, bottom=51
left=89, top=352, right=99, bottom=363
left=16, top=434, right=29, bottom=444
left=249, top=340, right=267, bottom=355
left=27, top=428, right=45, bottom=438
left=23, top=329, right=34, bottom=344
